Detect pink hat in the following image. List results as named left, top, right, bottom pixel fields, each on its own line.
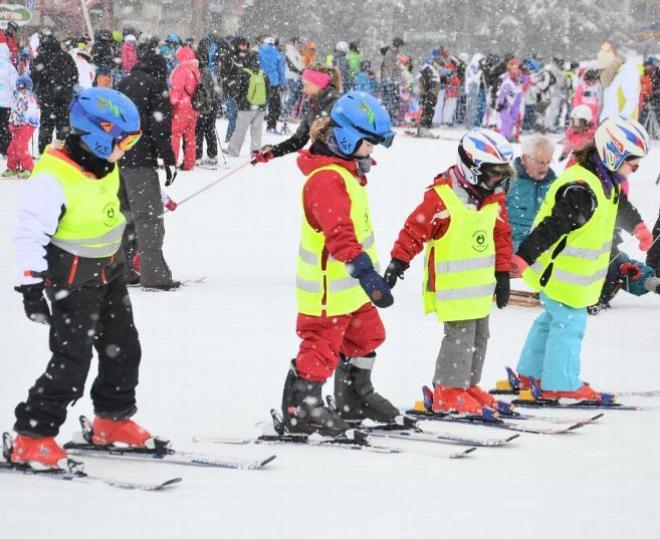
left=302, top=68, right=330, bottom=89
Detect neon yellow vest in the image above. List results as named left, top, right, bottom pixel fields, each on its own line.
left=297, top=164, right=379, bottom=316
left=32, top=148, right=125, bottom=258
left=523, top=164, right=618, bottom=308
left=423, top=183, right=498, bottom=322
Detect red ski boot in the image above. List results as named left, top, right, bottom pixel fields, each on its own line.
left=91, top=417, right=152, bottom=447
left=468, top=385, right=515, bottom=415
left=541, top=383, right=613, bottom=402
left=432, top=386, right=496, bottom=418
left=11, top=435, right=68, bottom=470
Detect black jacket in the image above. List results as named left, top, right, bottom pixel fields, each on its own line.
left=270, top=86, right=340, bottom=157
left=518, top=166, right=643, bottom=265
left=116, top=53, right=176, bottom=168
left=31, top=40, right=78, bottom=106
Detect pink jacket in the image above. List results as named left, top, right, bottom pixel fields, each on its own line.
left=561, top=124, right=596, bottom=156
left=572, top=81, right=600, bottom=124
left=168, top=46, right=200, bottom=110
left=121, top=42, right=138, bottom=73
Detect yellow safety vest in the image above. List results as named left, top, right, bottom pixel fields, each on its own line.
left=523, top=164, right=618, bottom=308
left=297, top=164, right=379, bottom=316
left=33, top=148, right=125, bottom=258
left=423, top=183, right=499, bottom=322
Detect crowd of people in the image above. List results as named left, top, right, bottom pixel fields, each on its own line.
left=2, top=21, right=660, bottom=469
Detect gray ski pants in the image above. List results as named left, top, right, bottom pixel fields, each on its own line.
left=433, top=316, right=490, bottom=388
left=226, top=109, right=263, bottom=156
left=120, top=167, right=172, bottom=286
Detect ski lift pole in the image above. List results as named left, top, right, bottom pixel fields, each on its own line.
left=80, top=0, right=95, bottom=42
left=165, top=160, right=252, bottom=213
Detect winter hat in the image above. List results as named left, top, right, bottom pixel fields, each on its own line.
left=125, top=34, right=136, bottom=43
left=302, top=68, right=331, bottom=89
left=263, top=36, right=275, bottom=45
left=16, top=76, right=33, bottom=91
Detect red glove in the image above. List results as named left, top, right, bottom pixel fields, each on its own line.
left=251, top=149, right=274, bottom=165
left=633, top=222, right=653, bottom=252
left=619, top=262, right=642, bottom=281
left=510, top=254, right=529, bottom=278
left=164, top=196, right=178, bottom=212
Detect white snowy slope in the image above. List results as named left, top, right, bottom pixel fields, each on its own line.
left=0, top=123, right=658, bottom=539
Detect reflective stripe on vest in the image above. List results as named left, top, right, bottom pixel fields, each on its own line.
left=32, top=148, right=125, bottom=258
left=422, top=182, right=498, bottom=322
left=296, top=164, right=378, bottom=316
left=522, top=164, right=618, bottom=308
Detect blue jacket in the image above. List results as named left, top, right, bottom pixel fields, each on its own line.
left=505, top=157, right=557, bottom=250
left=259, top=44, right=285, bottom=87
left=353, top=71, right=375, bottom=94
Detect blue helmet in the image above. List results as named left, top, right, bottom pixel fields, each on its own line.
left=166, top=33, right=181, bottom=45
left=330, top=91, right=395, bottom=157
left=69, top=88, right=141, bottom=160
left=16, top=76, right=32, bottom=91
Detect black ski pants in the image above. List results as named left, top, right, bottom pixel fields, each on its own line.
left=420, top=91, right=438, bottom=128
left=14, top=277, right=142, bottom=437
left=0, top=107, right=11, bottom=155
left=38, top=101, right=70, bottom=154
left=195, top=105, right=218, bottom=160
left=647, top=208, right=660, bottom=274
left=266, top=85, right=281, bottom=130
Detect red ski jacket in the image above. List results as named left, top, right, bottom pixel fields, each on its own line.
left=296, top=149, right=370, bottom=264
left=391, top=167, right=513, bottom=286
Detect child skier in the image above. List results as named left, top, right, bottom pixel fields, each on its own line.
left=9, top=88, right=155, bottom=470
left=281, top=91, right=405, bottom=436
left=559, top=104, right=596, bottom=161
left=384, top=129, right=514, bottom=416
left=3, top=76, right=38, bottom=178
left=511, top=116, right=651, bottom=400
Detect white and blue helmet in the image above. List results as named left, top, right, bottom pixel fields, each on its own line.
left=457, top=128, right=514, bottom=185
left=595, top=115, right=649, bottom=172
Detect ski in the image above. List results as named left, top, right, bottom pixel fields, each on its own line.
left=404, top=129, right=440, bottom=139
left=361, top=425, right=519, bottom=447
left=181, top=276, right=207, bottom=285
left=193, top=434, right=477, bottom=459
left=2, top=433, right=181, bottom=491
left=63, top=416, right=276, bottom=471
left=492, top=367, right=660, bottom=399
left=405, top=387, right=604, bottom=434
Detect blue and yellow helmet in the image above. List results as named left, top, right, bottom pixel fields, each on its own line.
left=330, top=91, right=395, bottom=157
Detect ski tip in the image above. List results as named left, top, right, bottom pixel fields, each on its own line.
left=260, top=455, right=277, bottom=468
left=161, top=477, right=183, bottom=488
left=591, top=413, right=605, bottom=421
left=462, top=447, right=478, bottom=456
left=505, top=434, right=521, bottom=443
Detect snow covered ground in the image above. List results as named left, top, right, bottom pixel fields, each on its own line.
left=1, top=123, right=659, bottom=539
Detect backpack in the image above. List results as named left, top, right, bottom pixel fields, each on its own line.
left=243, top=67, right=267, bottom=106
left=191, top=70, right=214, bottom=115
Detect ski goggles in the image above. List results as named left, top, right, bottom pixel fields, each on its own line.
left=354, top=124, right=395, bottom=149
left=115, top=130, right=142, bottom=152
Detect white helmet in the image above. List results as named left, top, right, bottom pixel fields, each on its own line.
left=335, top=41, right=349, bottom=53
left=457, top=128, right=514, bottom=185
left=570, top=104, right=593, bottom=124
left=595, top=115, right=649, bottom=172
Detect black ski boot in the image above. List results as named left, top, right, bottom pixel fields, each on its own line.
left=281, top=361, right=349, bottom=437
left=334, top=354, right=416, bottom=427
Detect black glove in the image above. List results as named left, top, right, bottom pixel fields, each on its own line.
left=383, top=258, right=408, bottom=289
left=164, top=165, right=178, bottom=187
left=15, top=282, right=51, bottom=324
left=494, top=271, right=510, bottom=309
left=347, top=252, right=394, bottom=309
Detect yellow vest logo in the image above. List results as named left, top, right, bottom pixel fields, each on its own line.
left=472, top=230, right=488, bottom=253
left=103, top=203, right=119, bottom=227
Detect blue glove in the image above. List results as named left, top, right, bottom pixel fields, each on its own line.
left=347, top=252, right=394, bottom=309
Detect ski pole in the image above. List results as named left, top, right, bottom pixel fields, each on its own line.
left=608, top=232, right=660, bottom=267
left=166, top=160, right=251, bottom=212
left=214, top=125, right=228, bottom=168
